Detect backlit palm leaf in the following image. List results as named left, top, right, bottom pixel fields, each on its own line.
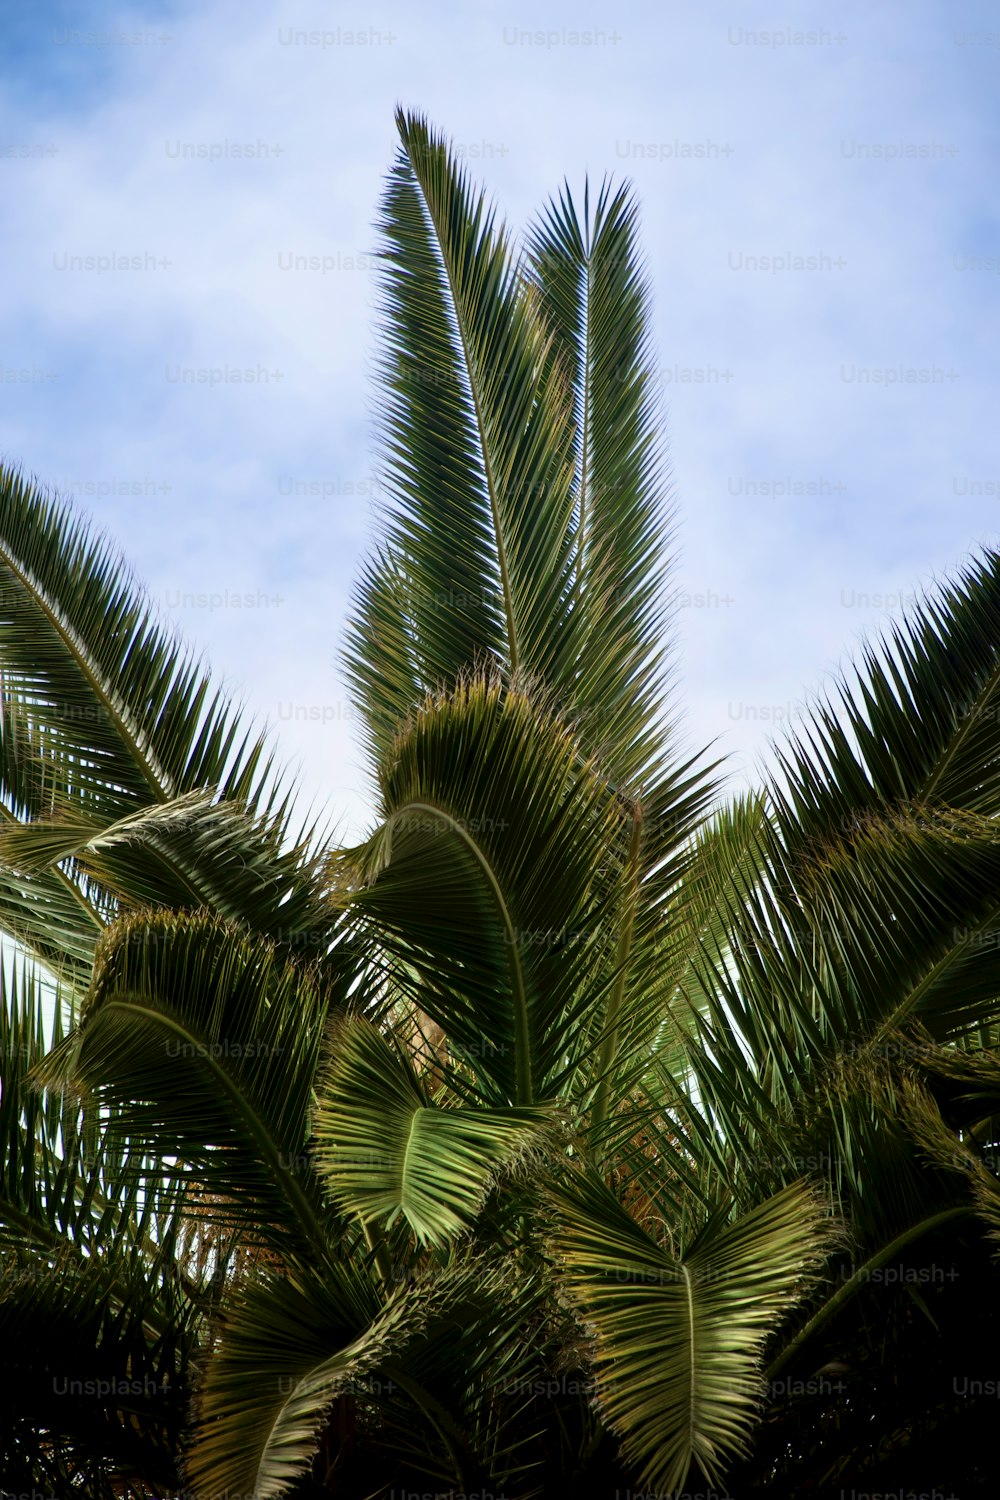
left=549, top=1169, right=836, bottom=1492
left=314, top=1014, right=553, bottom=1246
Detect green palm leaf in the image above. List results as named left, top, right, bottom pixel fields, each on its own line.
left=343, top=108, right=578, bottom=768
left=0, top=961, right=208, bottom=1493
left=549, top=1170, right=837, bottom=1491
left=0, top=463, right=289, bottom=817
left=188, top=1254, right=532, bottom=1500
left=35, top=910, right=343, bottom=1258
left=314, top=1014, right=553, bottom=1246
left=0, top=787, right=336, bottom=960
left=527, top=178, right=675, bottom=786
left=0, top=465, right=336, bottom=986
left=344, top=675, right=628, bottom=1106
left=771, top=548, right=1000, bottom=842
left=584, top=792, right=771, bottom=1148
left=186, top=1258, right=385, bottom=1500
left=0, top=839, right=102, bottom=993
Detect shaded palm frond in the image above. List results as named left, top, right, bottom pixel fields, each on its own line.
left=34, top=910, right=343, bottom=1259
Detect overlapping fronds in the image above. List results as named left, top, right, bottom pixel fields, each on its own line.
left=6, top=108, right=1000, bottom=1498
left=342, top=674, right=629, bottom=1106
left=34, top=910, right=342, bottom=1259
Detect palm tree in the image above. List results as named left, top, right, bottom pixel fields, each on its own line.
left=3, top=108, right=1000, bottom=1496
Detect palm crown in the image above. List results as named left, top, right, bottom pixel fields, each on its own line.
left=3, top=109, right=1000, bottom=1497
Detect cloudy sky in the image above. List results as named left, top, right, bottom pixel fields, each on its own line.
left=3, top=0, right=999, bottom=839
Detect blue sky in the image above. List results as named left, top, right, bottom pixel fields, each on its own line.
left=3, top=0, right=999, bottom=837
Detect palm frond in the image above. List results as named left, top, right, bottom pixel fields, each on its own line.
left=584, top=792, right=771, bottom=1142
left=186, top=1257, right=387, bottom=1500
left=770, top=548, right=1000, bottom=843
left=0, top=787, right=337, bottom=962
left=0, top=464, right=339, bottom=988
left=0, top=960, right=212, bottom=1493
left=527, top=178, right=676, bottom=786
left=549, top=1170, right=837, bottom=1492
left=0, top=463, right=294, bottom=820
left=314, top=1014, right=554, bottom=1246
left=34, top=910, right=342, bottom=1258
left=343, top=108, right=578, bottom=768
left=343, top=675, right=628, bottom=1106
left=187, top=1255, right=529, bottom=1500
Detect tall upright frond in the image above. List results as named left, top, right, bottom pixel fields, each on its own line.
left=343, top=109, right=578, bottom=768
left=528, top=179, right=676, bottom=785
